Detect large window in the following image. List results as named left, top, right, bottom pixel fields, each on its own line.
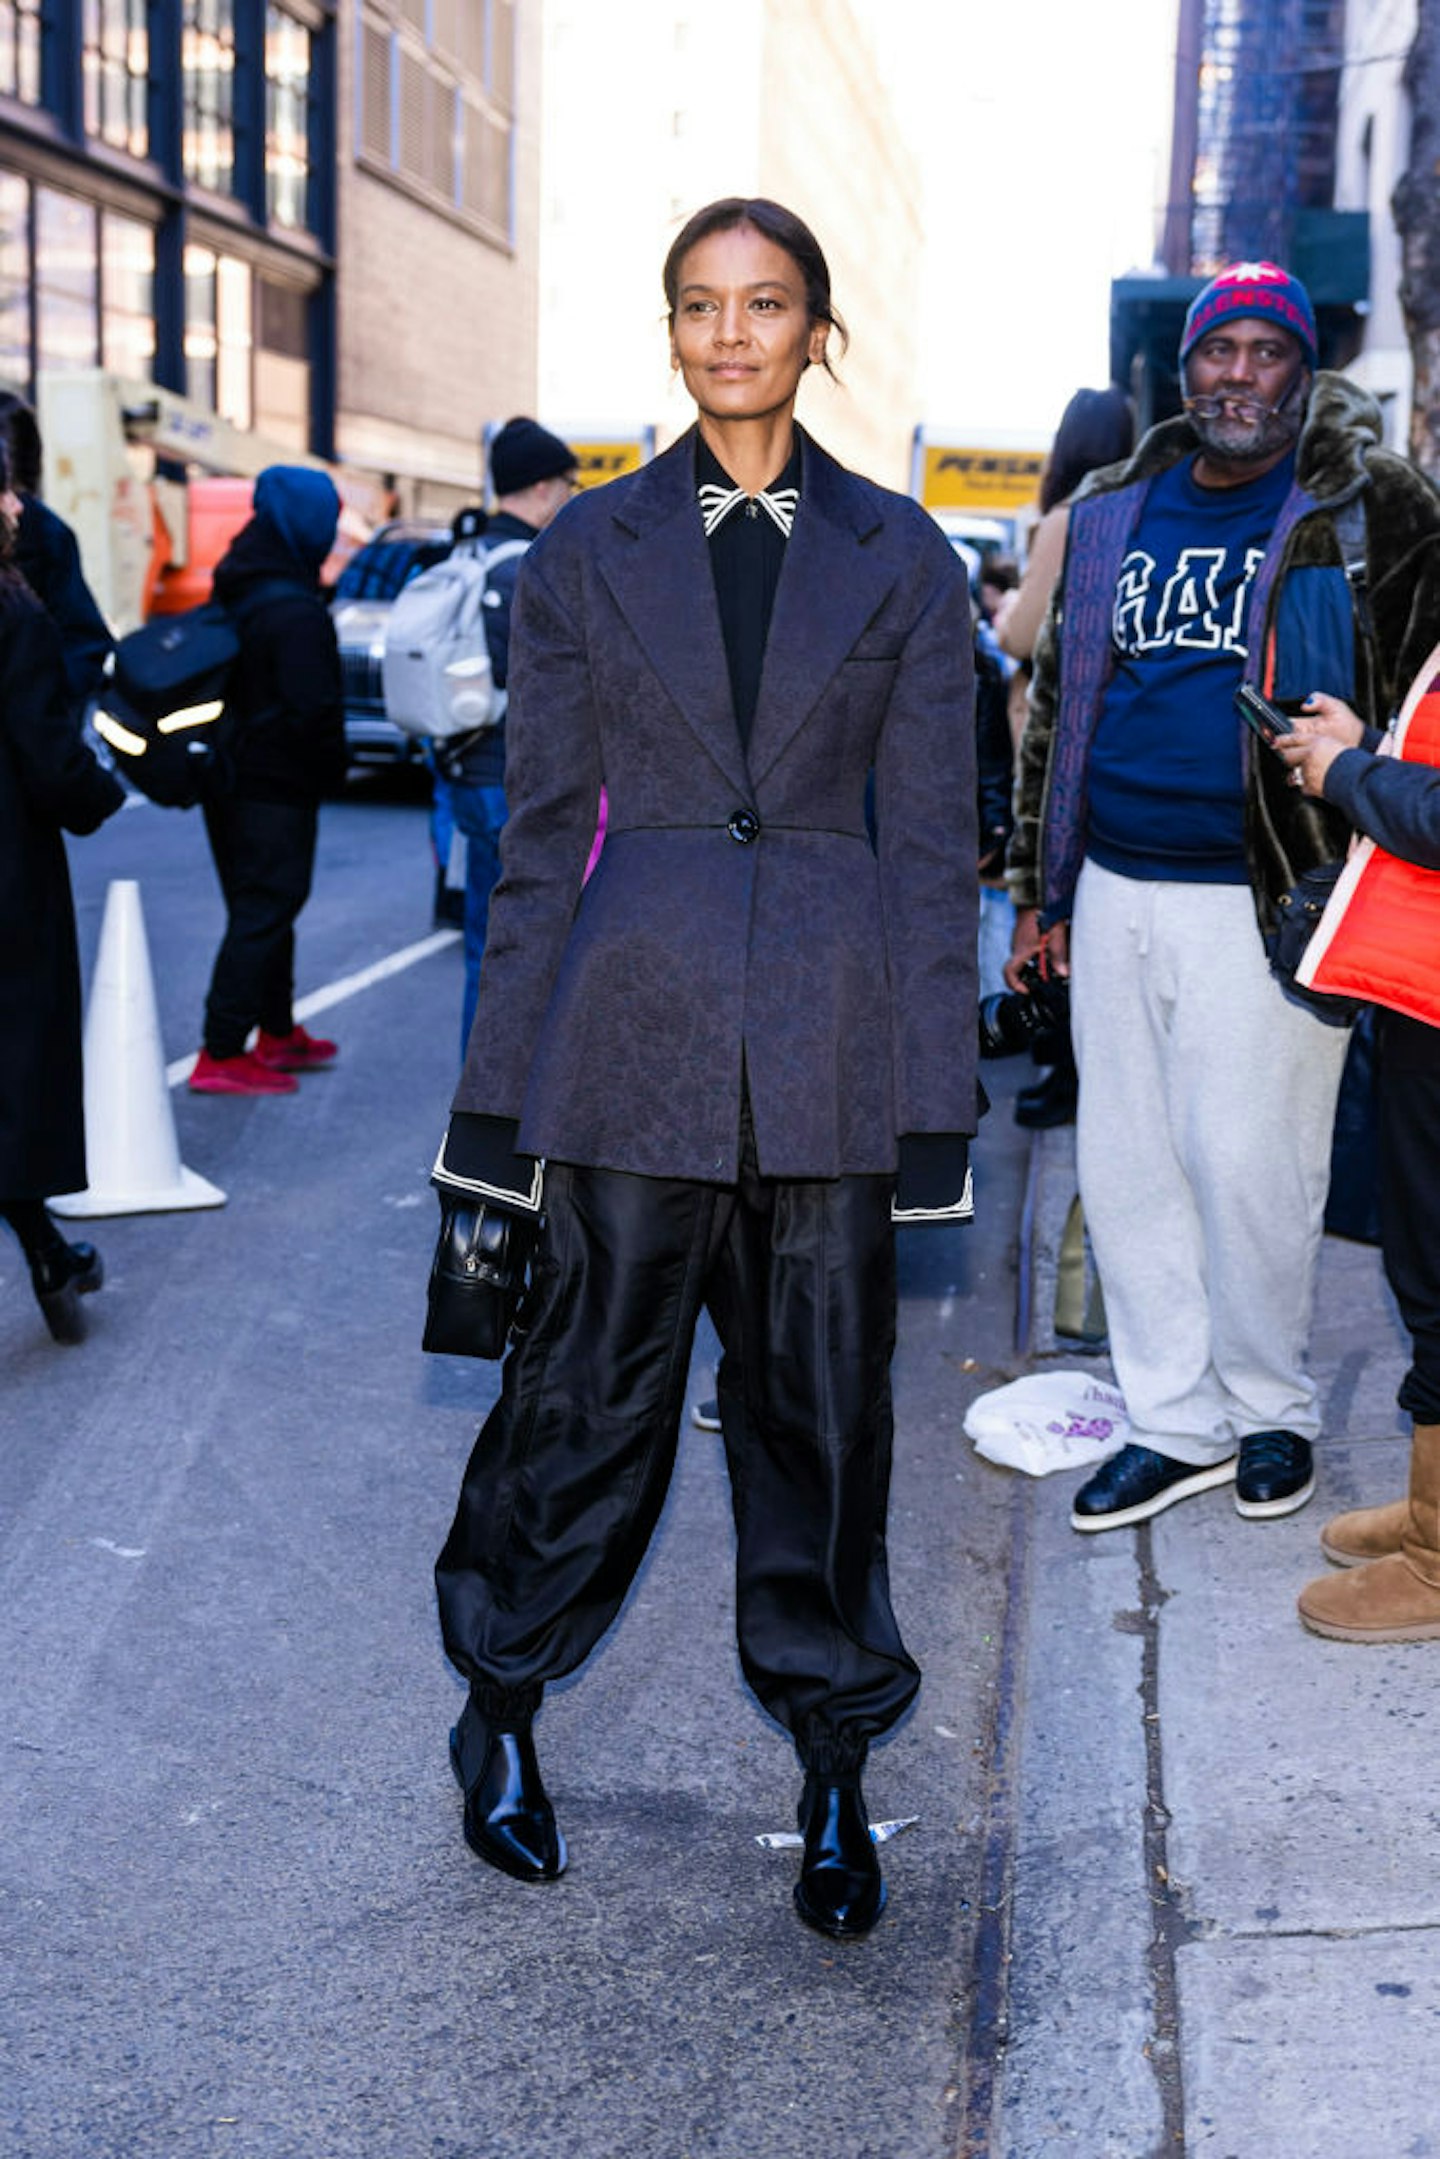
left=0, top=180, right=156, bottom=392
left=0, top=0, right=42, bottom=105
left=83, top=0, right=149, bottom=159
left=265, top=7, right=312, bottom=231
left=36, top=190, right=99, bottom=374
left=183, top=0, right=237, bottom=195
left=102, top=212, right=155, bottom=379
left=184, top=242, right=251, bottom=425
left=0, top=172, right=30, bottom=386
left=254, top=276, right=309, bottom=448
left=359, top=1, right=516, bottom=243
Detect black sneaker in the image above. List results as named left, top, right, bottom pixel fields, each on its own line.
left=1071, top=1443, right=1238, bottom=1533
left=691, top=1397, right=721, bottom=1432
left=1235, top=1430, right=1315, bottom=1519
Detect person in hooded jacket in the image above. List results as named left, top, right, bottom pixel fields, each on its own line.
left=189, top=465, right=346, bottom=1097
left=0, top=433, right=125, bottom=1343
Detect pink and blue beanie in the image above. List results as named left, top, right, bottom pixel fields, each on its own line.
left=1180, top=262, right=1318, bottom=370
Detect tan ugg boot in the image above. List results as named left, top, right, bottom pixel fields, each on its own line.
left=1319, top=1497, right=1410, bottom=1567
left=1299, top=1424, right=1440, bottom=1642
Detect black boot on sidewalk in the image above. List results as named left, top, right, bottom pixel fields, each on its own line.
left=449, top=1691, right=566, bottom=1882
left=4, top=1203, right=104, bottom=1345
left=793, top=1773, right=885, bottom=1938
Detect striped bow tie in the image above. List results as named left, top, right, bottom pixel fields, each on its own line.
left=697, top=482, right=800, bottom=538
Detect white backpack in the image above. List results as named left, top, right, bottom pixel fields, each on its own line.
left=380, top=536, right=530, bottom=742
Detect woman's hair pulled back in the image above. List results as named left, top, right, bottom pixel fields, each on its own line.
left=662, top=197, right=849, bottom=379
left=1040, top=385, right=1135, bottom=513
left=0, top=390, right=43, bottom=496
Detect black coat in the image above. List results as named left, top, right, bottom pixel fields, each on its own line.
left=211, top=519, right=346, bottom=803
left=0, top=583, right=124, bottom=1198
left=452, top=427, right=979, bottom=1183
left=16, top=496, right=114, bottom=717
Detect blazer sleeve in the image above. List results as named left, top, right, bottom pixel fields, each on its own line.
left=871, top=535, right=981, bottom=1138
left=451, top=547, right=604, bottom=1119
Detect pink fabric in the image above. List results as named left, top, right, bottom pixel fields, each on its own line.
left=584, top=788, right=608, bottom=883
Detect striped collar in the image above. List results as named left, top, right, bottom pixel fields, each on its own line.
left=695, top=435, right=802, bottom=538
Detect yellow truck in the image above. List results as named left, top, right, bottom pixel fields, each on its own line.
left=910, top=427, right=1048, bottom=562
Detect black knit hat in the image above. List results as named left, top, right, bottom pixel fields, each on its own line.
left=489, top=416, right=577, bottom=497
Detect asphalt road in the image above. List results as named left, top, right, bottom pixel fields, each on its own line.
left=2, top=774, right=1032, bottom=2159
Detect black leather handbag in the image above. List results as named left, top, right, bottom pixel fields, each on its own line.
left=1266, top=863, right=1362, bottom=1027
left=423, top=1196, right=537, bottom=1359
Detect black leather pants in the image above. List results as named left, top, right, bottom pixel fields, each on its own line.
left=435, top=1122, right=919, bottom=1777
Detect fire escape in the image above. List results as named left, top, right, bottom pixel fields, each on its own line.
left=1113, top=0, right=1365, bottom=428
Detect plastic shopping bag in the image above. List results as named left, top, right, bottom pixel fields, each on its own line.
left=963, top=1371, right=1128, bottom=1476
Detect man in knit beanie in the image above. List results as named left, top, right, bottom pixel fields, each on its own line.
left=439, top=419, right=579, bottom=1055
left=1005, top=260, right=1440, bottom=1553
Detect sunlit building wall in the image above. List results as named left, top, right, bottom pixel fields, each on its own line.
left=1334, top=0, right=1416, bottom=451
left=537, top=0, right=921, bottom=488
left=335, top=1, right=543, bottom=508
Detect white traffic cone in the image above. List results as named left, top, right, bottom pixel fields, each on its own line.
left=51, top=879, right=225, bottom=1218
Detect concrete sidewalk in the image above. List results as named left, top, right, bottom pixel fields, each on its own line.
left=988, top=1136, right=1437, bottom=2157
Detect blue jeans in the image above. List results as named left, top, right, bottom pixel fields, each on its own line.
left=977, top=884, right=1015, bottom=1001
left=449, top=778, right=507, bottom=1055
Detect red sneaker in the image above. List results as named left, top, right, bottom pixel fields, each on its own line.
left=189, top=1048, right=299, bottom=1095
left=253, top=1025, right=338, bottom=1072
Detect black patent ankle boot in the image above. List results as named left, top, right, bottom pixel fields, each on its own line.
left=448, top=1694, right=566, bottom=1882
left=29, top=1236, right=104, bottom=1344
left=793, top=1773, right=885, bottom=1938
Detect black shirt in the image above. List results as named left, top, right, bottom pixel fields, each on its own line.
left=696, top=433, right=800, bottom=751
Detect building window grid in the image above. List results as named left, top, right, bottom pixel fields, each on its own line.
left=83, top=0, right=150, bottom=159
left=0, top=0, right=42, bottom=106
left=0, top=6, right=330, bottom=439
left=359, top=0, right=515, bottom=243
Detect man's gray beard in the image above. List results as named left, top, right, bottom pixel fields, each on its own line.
left=1189, top=401, right=1303, bottom=468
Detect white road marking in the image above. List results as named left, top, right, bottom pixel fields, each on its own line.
left=164, top=928, right=461, bottom=1086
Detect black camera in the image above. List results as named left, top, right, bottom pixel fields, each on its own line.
left=977, top=954, right=1071, bottom=1058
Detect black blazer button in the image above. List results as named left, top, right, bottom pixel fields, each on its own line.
left=727, top=809, right=760, bottom=844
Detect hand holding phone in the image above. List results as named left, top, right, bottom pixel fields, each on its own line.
left=1234, top=682, right=1295, bottom=747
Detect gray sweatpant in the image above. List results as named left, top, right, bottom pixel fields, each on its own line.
left=1070, top=861, right=1350, bottom=1466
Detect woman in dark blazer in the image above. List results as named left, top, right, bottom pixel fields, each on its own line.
left=432, top=198, right=979, bottom=1937
left=0, top=436, right=125, bottom=1342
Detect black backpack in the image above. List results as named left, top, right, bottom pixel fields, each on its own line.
left=94, top=578, right=293, bottom=809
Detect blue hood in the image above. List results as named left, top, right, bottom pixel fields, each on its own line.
left=253, top=465, right=340, bottom=569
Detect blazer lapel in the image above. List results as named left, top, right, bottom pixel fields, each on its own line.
left=746, top=435, right=898, bottom=783
left=596, top=431, right=750, bottom=797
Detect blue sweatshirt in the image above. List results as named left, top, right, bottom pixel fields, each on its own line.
left=1086, top=451, right=1295, bottom=882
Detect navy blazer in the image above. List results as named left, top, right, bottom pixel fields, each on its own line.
left=451, top=426, right=979, bottom=1185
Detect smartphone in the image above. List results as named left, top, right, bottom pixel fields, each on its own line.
left=1234, top=682, right=1295, bottom=746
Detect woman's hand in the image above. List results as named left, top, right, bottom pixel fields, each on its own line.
left=1004, top=907, right=1068, bottom=991
left=1274, top=692, right=1365, bottom=798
